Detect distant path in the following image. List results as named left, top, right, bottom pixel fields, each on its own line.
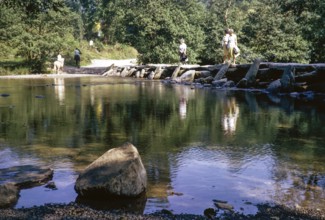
left=85, top=59, right=137, bottom=67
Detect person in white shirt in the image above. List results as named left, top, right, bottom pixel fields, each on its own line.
left=53, top=53, right=64, bottom=74
left=179, top=38, right=187, bottom=64
left=227, top=29, right=240, bottom=64
left=57, top=53, right=64, bottom=65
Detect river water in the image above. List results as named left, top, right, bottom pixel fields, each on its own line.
left=0, top=76, right=324, bottom=215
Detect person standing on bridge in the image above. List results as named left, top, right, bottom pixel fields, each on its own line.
left=179, top=38, right=188, bottom=64
left=222, top=28, right=230, bottom=64
left=227, top=29, right=240, bottom=65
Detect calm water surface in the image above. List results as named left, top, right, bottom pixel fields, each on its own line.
left=0, top=76, right=324, bottom=215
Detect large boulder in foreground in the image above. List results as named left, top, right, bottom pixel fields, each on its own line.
left=75, top=143, right=147, bottom=198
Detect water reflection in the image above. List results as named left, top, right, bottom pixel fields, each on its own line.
left=0, top=77, right=324, bottom=216
left=179, top=98, right=187, bottom=119
left=76, top=192, right=147, bottom=214
left=222, top=98, right=239, bottom=134
left=54, top=78, right=65, bottom=105
left=174, top=85, right=194, bottom=120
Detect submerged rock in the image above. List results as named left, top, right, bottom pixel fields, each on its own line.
left=75, top=142, right=147, bottom=198
left=0, top=165, right=53, bottom=189
left=0, top=165, right=53, bottom=208
left=214, top=201, right=234, bottom=211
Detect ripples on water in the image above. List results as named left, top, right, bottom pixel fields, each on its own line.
left=151, top=144, right=275, bottom=215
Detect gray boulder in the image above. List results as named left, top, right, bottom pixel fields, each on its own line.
left=147, top=71, right=155, bottom=80
left=0, top=183, right=19, bottom=208
left=75, top=143, right=147, bottom=198
left=179, top=70, right=196, bottom=83
left=212, top=78, right=227, bottom=87
left=267, top=79, right=282, bottom=93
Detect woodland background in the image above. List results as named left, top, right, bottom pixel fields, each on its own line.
left=0, top=0, right=324, bottom=72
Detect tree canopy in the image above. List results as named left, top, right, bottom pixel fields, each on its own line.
left=0, top=0, right=324, bottom=72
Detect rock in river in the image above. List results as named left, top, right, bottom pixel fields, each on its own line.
left=75, top=142, right=147, bottom=198
left=0, top=183, right=19, bottom=208
left=0, top=165, right=53, bottom=208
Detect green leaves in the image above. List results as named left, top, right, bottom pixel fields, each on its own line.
left=1, top=0, right=324, bottom=70
left=239, top=0, right=310, bottom=63
left=0, top=0, right=82, bottom=72
left=119, top=0, right=206, bottom=64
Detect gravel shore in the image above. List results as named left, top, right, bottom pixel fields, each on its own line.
left=0, top=202, right=324, bottom=220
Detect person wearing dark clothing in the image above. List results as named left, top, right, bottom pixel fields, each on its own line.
left=74, top=48, right=81, bottom=68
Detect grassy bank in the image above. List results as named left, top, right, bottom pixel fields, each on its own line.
left=0, top=59, right=31, bottom=75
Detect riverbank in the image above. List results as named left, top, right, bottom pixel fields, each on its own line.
left=0, top=202, right=324, bottom=220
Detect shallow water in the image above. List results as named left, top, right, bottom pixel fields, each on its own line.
left=0, top=76, right=324, bottom=215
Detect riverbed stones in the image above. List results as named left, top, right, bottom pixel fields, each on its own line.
left=75, top=142, right=147, bottom=198
left=0, top=183, right=19, bottom=208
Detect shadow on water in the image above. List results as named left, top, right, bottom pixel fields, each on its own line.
left=75, top=192, right=147, bottom=214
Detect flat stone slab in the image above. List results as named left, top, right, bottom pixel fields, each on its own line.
left=0, top=165, right=53, bottom=189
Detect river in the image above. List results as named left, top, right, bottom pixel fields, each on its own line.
left=0, top=76, right=324, bottom=215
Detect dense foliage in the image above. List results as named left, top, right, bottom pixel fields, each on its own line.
left=0, top=0, right=324, bottom=72
left=1, top=0, right=82, bottom=72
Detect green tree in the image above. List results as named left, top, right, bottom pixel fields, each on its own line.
left=1, top=0, right=83, bottom=72
left=98, top=0, right=206, bottom=64
left=65, top=0, right=99, bottom=41
left=0, top=7, right=24, bottom=58
left=200, top=0, right=233, bottom=64
left=275, top=0, right=325, bottom=63
left=240, top=0, right=310, bottom=63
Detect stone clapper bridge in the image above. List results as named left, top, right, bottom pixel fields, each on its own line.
left=65, top=59, right=325, bottom=97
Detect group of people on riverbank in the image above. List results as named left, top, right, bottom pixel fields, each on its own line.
left=179, top=27, right=240, bottom=65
